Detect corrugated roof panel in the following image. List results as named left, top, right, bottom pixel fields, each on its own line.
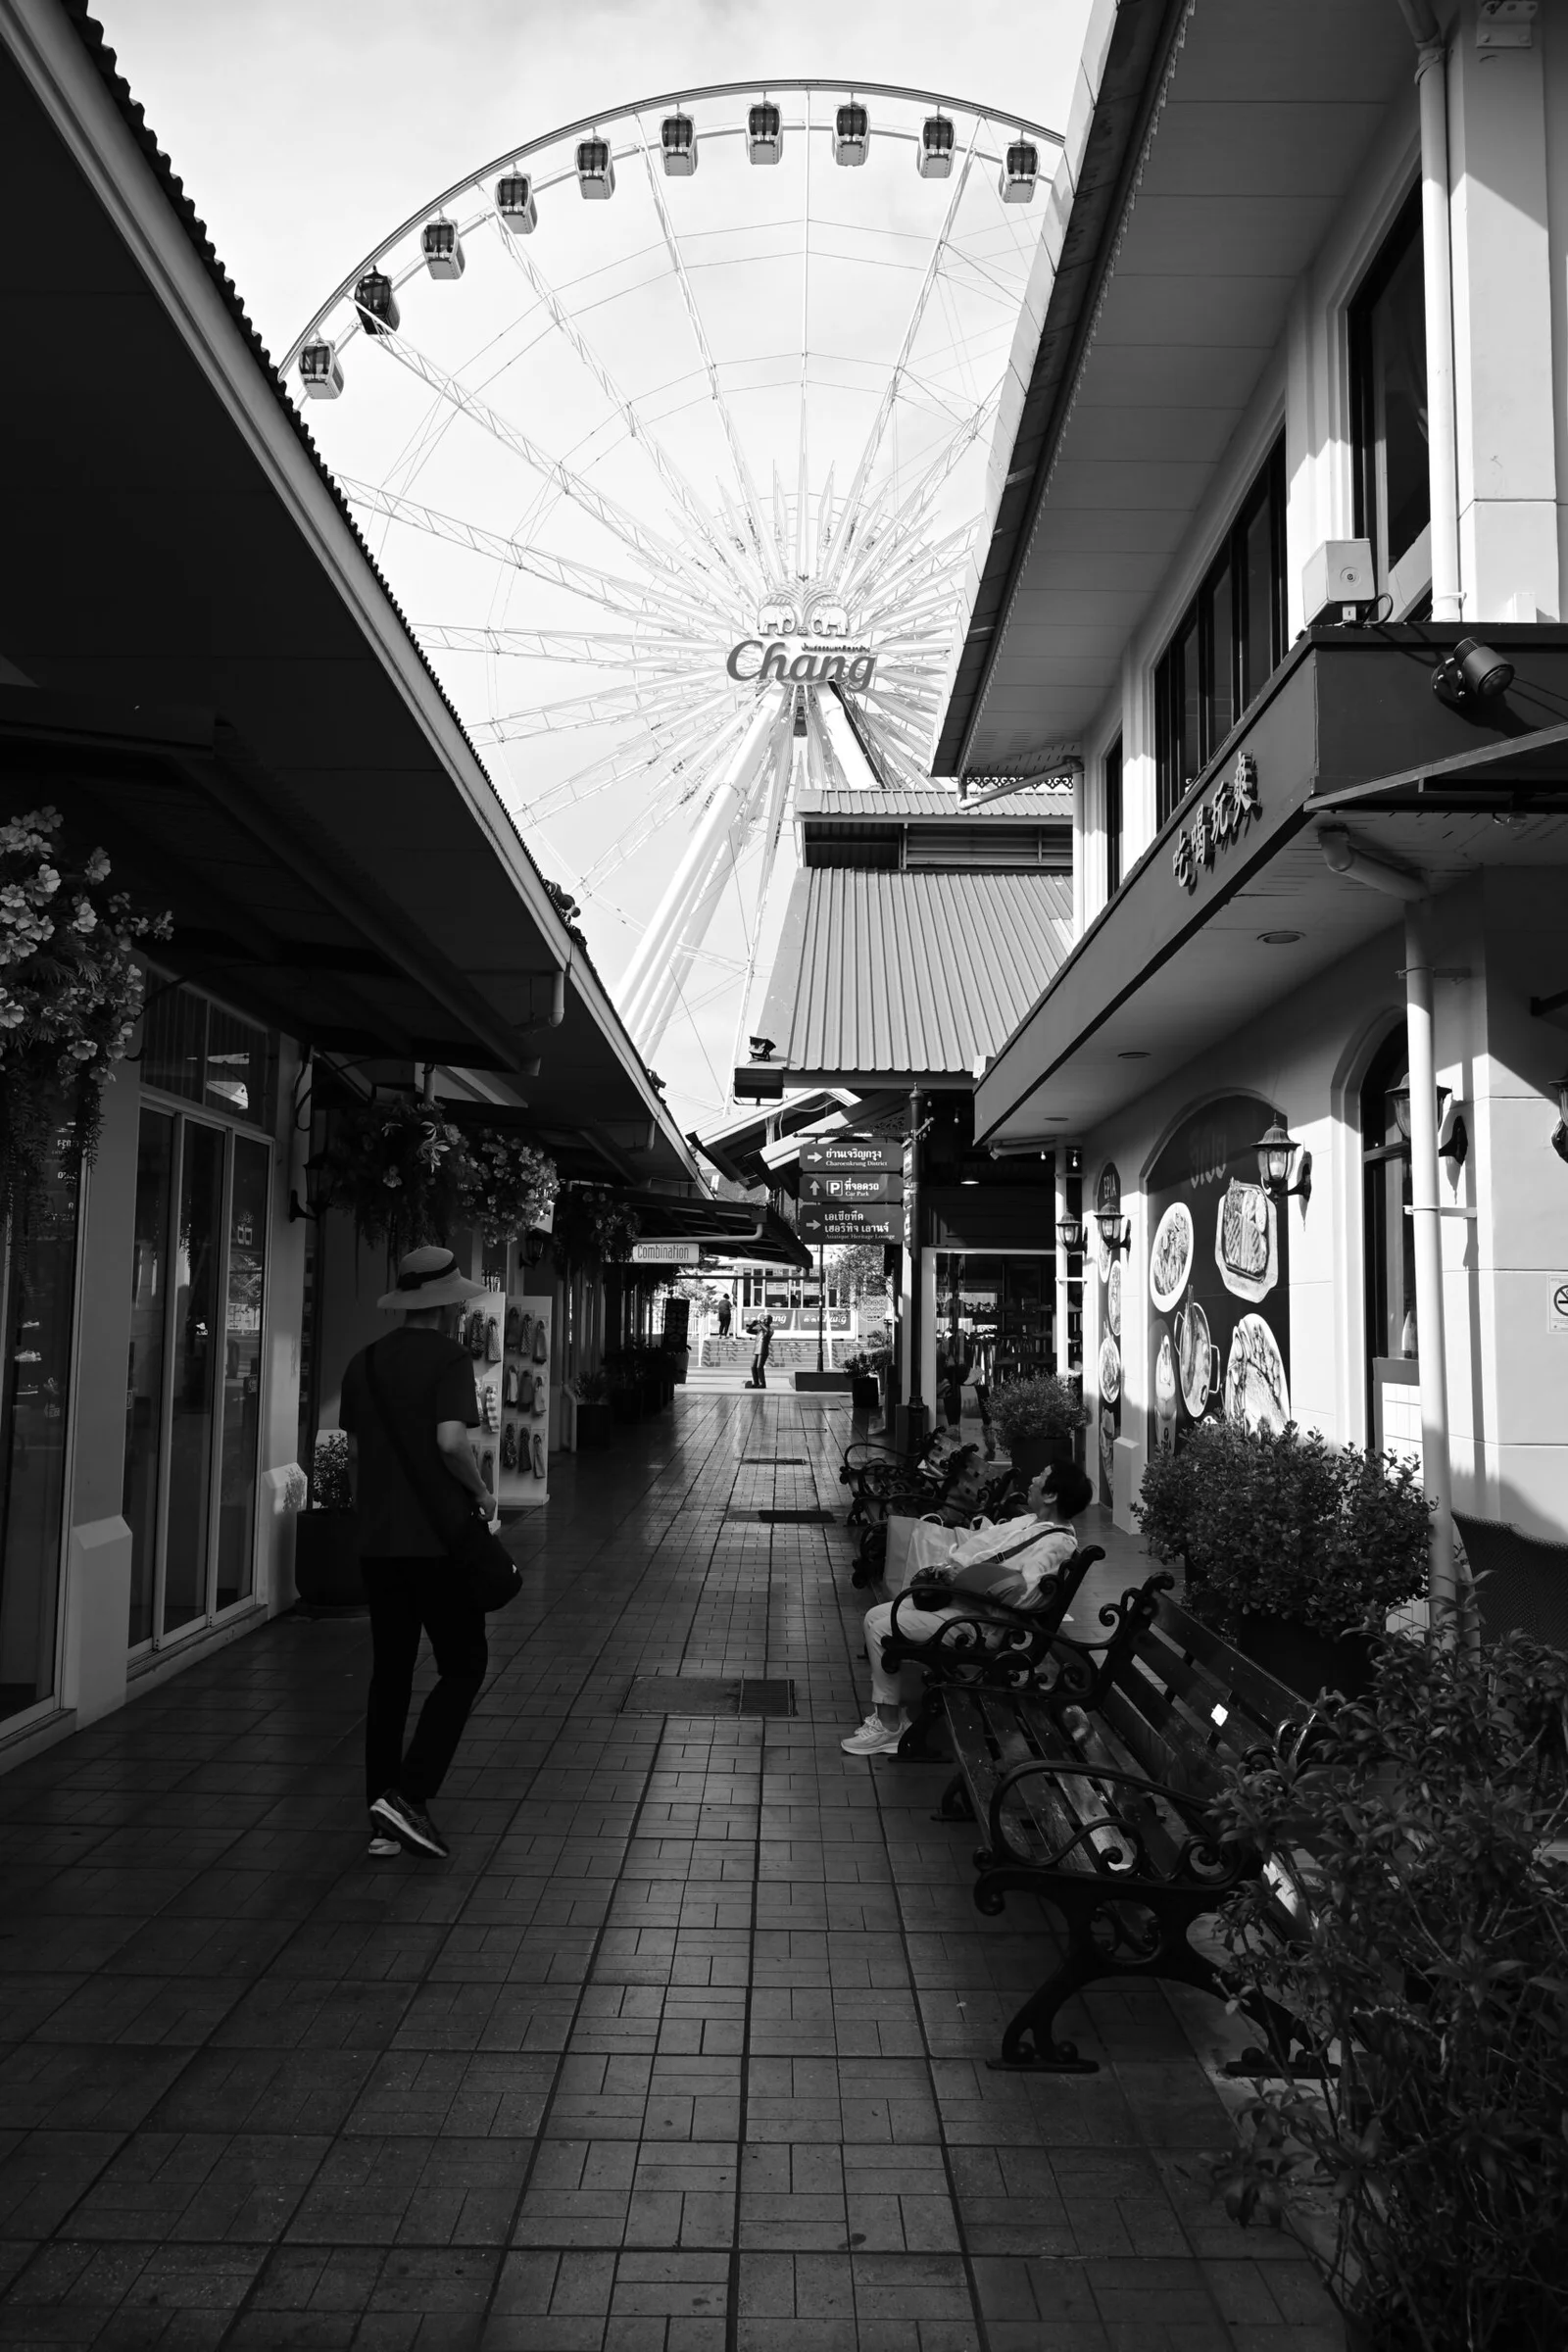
left=799, top=787, right=1073, bottom=819
left=757, top=870, right=1073, bottom=1081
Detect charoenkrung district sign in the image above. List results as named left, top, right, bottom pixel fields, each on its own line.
left=725, top=639, right=877, bottom=689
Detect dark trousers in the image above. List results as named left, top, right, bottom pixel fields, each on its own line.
left=363, top=1556, right=487, bottom=1808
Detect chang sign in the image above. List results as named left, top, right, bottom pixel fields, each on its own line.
left=726, top=638, right=877, bottom=691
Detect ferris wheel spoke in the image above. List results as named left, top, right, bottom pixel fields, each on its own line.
left=368, top=327, right=737, bottom=619
left=821, top=116, right=987, bottom=587
left=635, top=127, right=773, bottom=580
left=635, top=793, right=763, bottom=1054
left=572, top=704, right=759, bottom=890
left=416, top=623, right=696, bottom=662
left=840, top=392, right=999, bottom=603
left=487, top=687, right=740, bottom=776
left=487, top=219, right=759, bottom=605
left=483, top=673, right=725, bottom=741
left=341, top=477, right=704, bottom=626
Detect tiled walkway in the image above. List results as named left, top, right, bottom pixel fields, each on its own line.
left=0, top=1396, right=1340, bottom=2350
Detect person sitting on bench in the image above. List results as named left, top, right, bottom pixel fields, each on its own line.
left=841, top=1462, right=1095, bottom=1755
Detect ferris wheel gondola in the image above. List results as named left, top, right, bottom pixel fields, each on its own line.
left=284, top=81, right=1062, bottom=1112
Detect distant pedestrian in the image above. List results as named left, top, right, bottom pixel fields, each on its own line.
left=745, top=1310, right=775, bottom=1389
left=340, top=1246, right=498, bottom=1861
left=716, top=1295, right=732, bottom=1339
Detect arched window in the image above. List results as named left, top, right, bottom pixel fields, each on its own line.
left=1361, top=1025, right=1417, bottom=1457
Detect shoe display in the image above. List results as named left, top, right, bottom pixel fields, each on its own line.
left=485, top=1315, right=502, bottom=1362
left=481, top=1383, right=499, bottom=1433
left=370, top=1788, right=450, bottom=1858
left=505, top=1304, right=522, bottom=1351
left=839, top=1711, right=910, bottom=1757
left=519, top=1312, right=533, bottom=1356
left=530, top=1430, right=545, bottom=1479
left=532, top=1320, right=549, bottom=1364
left=532, top=1383, right=548, bottom=1418
left=501, top=1421, right=517, bottom=1470
left=504, top=1365, right=519, bottom=1407
left=519, top=1369, right=533, bottom=1411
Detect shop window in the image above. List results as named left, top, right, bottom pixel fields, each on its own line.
left=141, top=974, right=274, bottom=1131
left=1103, top=735, right=1123, bottom=899
left=1361, top=1027, right=1419, bottom=1460
left=1154, top=439, right=1285, bottom=827
left=0, top=1128, right=81, bottom=1727
left=1351, top=191, right=1430, bottom=616
left=123, top=1104, right=270, bottom=1653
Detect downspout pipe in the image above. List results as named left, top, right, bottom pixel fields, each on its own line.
left=1319, top=824, right=1459, bottom=1631
left=1397, top=0, right=1462, bottom=621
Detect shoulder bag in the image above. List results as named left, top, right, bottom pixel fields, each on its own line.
left=362, top=1341, right=523, bottom=1612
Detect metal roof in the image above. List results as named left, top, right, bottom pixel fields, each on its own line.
left=798, top=788, right=1072, bottom=820
left=757, top=869, right=1074, bottom=1087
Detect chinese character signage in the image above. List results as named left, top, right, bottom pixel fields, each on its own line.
left=1172, top=754, right=1260, bottom=893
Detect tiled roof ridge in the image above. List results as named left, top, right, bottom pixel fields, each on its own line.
left=57, top=2, right=616, bottom=997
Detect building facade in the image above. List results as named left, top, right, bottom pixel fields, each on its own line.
left=939, top=0, right=1568, bottom=1577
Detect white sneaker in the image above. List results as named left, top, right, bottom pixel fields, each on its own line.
left=840, top=1711, right=909, bottom=1757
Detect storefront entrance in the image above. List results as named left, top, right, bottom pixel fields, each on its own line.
left=934, top=1252, right=1056, bottom=1391
left=123, top=986, right=274, bottom=1654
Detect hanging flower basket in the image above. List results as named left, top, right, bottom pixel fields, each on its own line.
left=552, top=1185, right=640, bottom=1271
left=318, top=1094, right=470, bottom=1257
left=460, top=1131, right=559, bottom=1248
left=0, top=808, right=170, bottom=1217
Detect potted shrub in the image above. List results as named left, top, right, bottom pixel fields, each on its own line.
left=1212, top=1628, right=1568, bottom=2350
left=1135, top=1420, right=1431, bottom=1698
left=293, top=1432, right=365, bottom=1607
left=991, top=1373, right=1089, bottom=1482
left=574, top=1368, right=612, bottom=1450
left=843, top=1351, right=882, bottom=1412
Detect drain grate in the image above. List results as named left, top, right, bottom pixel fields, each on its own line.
left=743, top=1456, right=810, bottom=1465
left=620, top=1675, right=796, bottom=1717
left=728, top=1507, right=834, bottom=1525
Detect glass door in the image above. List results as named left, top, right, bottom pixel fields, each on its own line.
left=0, top=1129, right=82, bottom=1729
left=124, top=1104, right=270, bottom=1652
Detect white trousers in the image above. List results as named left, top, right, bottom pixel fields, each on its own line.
left=862, top=1597, right=965, bottom=1707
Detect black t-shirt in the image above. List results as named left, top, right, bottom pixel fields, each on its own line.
left=339, top=1328, right=480, bottom=1558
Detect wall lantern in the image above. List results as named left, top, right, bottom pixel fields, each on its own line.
left=1055, top=1213, right=1085, bottom=1251
left=1095, top=1209, right=1131, bottom=1255
left=1252, top=1119, right=1313, bottom=1205
left=1390, top=1084, right=1468, bottom=1169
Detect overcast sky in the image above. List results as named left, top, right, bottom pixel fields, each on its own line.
left=92, top=0, right=1092, bottom=393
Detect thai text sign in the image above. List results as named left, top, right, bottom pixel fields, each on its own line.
left=801, top=1171, right=903, bottom=1204
left=1172, top=753, right=1260, bottom=892
left=799, top=1138, right=903, bottom=1172
left=799, top=1202, right=901, bottom=1243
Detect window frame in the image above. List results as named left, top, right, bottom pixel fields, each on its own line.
left=1153, top=438, right=1286, bottom=829
left=1348, top=185, right=1428, bottom=609
left=1103, top=735, right=1123, bottom=899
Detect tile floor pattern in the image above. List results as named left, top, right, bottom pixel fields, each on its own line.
left=0, top=1397, right=1342, bottom=2350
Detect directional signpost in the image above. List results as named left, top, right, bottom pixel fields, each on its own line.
left=799, top=1138, right=903, bottom=1173
left=798, top=1202, right=901, bottom=1243
left=796, top=1135, right=903, bottom=1376
left=800, top=1170, right=904, bottom=1205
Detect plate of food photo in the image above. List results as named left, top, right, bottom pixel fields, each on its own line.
left=1150, top=1201, right=1194, bottom=1313
left=1224, top=1313, right=1290, bottom=1433
left=1106, top=1257, right=1122, bottom=1339
left=1099, top=1332, right=1122, bottom=1405
left=1214, top=1178, right=1278, bottom=1302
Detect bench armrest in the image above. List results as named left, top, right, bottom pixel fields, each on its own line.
left=987, top=1752, right=1250, bottom=1888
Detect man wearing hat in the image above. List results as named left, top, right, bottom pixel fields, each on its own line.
left=339, top=1245, right=498, bottom=1858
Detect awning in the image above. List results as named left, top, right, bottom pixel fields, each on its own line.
left=0, top=4, right=701, bottom=1191
left=611, top=1191, right=810, bottom=1271
left=745, top=868, right=1073, bottom=1096
left=974, top=629, right=1568, bottom=1146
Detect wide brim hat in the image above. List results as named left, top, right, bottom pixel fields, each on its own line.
left=376, top=1246, right=487, bottom=1312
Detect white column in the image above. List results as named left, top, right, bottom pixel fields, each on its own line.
left=1404, top=901, right=1458, bottom=1626
left=1415, top=35, right=1463, bottom=620
left=1054, top=1155, right=1070, bottom=1376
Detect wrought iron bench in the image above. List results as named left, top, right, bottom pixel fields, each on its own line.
left=935, top=1584, right=1312, bottom=2074
left=874, top=1541, right=1105, bottom=1756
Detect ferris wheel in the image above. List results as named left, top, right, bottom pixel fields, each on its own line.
left=285, top=82, right=1059, bottom=1113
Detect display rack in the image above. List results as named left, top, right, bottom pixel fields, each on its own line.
left=464, top=1290, right=551, bottom=1509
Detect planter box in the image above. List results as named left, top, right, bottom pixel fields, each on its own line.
left=794, top=1371, right=851, bottom=1392
left=1237, top=1613, right=1375, bottom=1701
left=611, top=1387, right=641, bottom=1424
left=576, top=1399, right=613, bottom=1449
left=293, top=1508, right=365, bottom=1608
left=851, top=1376, right=881, bottom=1410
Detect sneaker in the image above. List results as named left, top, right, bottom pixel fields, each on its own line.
left=840, top=1711, right=910, bottom=1757
left=368, top=1834, right=401, bottom=1858
left=370, top=1788, right=450, bottom=1858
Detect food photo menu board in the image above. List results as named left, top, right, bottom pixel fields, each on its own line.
left=1094, top=1162, right=1123, bottom=1507
left=1145, top=1096, right=1292, bottom=1457
left=462, top=1290, right=552, bottom=1509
